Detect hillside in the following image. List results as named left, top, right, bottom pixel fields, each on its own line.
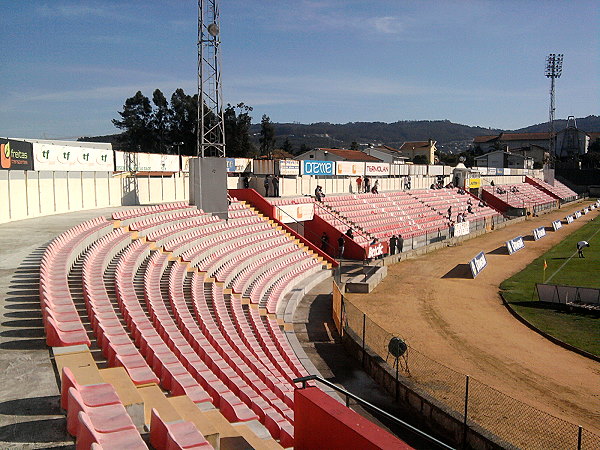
left=79, top=116, right=599, bottom=154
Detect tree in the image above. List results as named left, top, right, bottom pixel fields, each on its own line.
left=169, top=89, right=197, bottom=156
left=350, top=141, right=359, bottom=150
left=112, top=91, right=154, bottom=151
left=413, top=155, right=428, bottom=164
left=224, top=103, right=254, bottom=157
left=259, top=114, right=276, bottom=159
left=151, top=89, right=170, bottom=153
left=281, top=137, right=293, bottom=155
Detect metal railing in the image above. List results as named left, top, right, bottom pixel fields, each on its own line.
left=338, top=292, right=600, bottom=450
left=293, top=374, right=454, bottom=450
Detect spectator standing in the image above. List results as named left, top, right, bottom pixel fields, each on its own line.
left=264, top=175, right=270, bottom=197
left=321, top=232, right=329, bottom=253
left=364, top=176, right=371, bottom=193
left=397, top=235, right=404, bottom=253
left=243, top=175, right=250, bottom=189
left=337, top=235, right=345, bottom=259
left=315, top=185, right=325, bottom=202
left=345, top=228, right=354, bottom=239
left=390, top=235, right=398, bottom=255
left=272, top=175, right=280, bottom=197
left=356, top=176, right=363, bottom=193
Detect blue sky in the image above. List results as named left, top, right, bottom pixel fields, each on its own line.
left=1, top=0, right=598, bottom=139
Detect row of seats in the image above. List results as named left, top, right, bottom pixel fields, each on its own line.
left=526, top=177, right=578, bottom=201
left=482, top=184, right=557, bottom=208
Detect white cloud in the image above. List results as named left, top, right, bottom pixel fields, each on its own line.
left=370, top=16, right=405, bottom=34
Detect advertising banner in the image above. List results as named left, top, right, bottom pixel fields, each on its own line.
left=226, top=158, right=252, bottom=173
left=275, top=203, right=314, bottom=223
left=533, top=226, right=546, bottom=241
left=1, top=138, right=34, bottom=170
left=302, top=160, right=335, bottom=176
left=583, top=207, right=590, bottom=214
left=454, top=221, right=470, bottom=237
left=115, top=151, right=179, bottom=172
left=367, top=241, right=389, bottom=259
left=469, top=251, right=487, bottom=278
left=468, top=178, right=481, bottom=189
left=33, top=144, right=113, bottom=172
left=487, top=168, right=497, bottom=176
left=574, top=210, right=581, bottom=219
left=496, top=168, right=505, bottom=175
left=335, top=161, right=364, bottom=176
left=552, top=220, right=562, bottom=231
left=364, top=162, right=390, bottom=176
left=279, top=159, right=300, bottom=176
left=566, top=215, right=574, bottom=224
left=181, top=156, right=191, bottom=173
left=506, top=236, right=525, bottom=254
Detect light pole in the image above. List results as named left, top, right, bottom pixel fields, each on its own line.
left=174, top=142, right=184, bottom=171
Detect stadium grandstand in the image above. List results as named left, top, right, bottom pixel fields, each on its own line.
left=2, top=140, right=597, bottom=449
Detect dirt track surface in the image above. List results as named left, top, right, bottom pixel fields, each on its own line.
left=348, top=202, right=600, bottom=435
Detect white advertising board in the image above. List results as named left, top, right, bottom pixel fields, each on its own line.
left=364, top=162, right=390, bottom=176
left=115, top=151, right=179, bottom=172
left=469, top=252, right=487, bottom=278
left=566, top=215, right=574, bottom=224
left=552, top=220, right=562, bottom=231
left=533, top=226, right=546, bottom=240
left=454, top=221, right=470, bottom=237
left=279, top=159, right=300, bottom=176
left=506, top=236, right=525, bottom=254
left=33, top=144, right=114, bottom=172
left=335, top=161, right=364, bottom=176
left=275, top=203, right=314, bottom=223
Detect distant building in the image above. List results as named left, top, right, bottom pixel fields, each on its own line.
left=555, top=125, right=590, bottom=158
left=397, top=140, right=437, bottom=164
left=473, top=132, right=551, bottom=153
left=294, top=148, right=382, bottom=162
left=510, top=145, right=547, bottom=167
left=473, top=150, right=534, bottom=170
left=361, top=145, right=409, bottom=164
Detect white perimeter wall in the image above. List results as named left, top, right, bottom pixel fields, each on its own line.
left=0, top=171, right=189, bottom=224
left=2, top=168, right=539, bottom=224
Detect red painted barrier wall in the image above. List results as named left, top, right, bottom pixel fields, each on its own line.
left=229, top=189, right=338, bottom=267
left=303, top=213, right=367, bottom=260
left=294, top=387, right=413, bottom=450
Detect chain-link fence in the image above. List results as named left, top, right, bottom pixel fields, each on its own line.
left=339, top=294, right=600, bottom=449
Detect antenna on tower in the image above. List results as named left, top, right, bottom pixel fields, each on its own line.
left=198, top=0, right=226, bottom=157
left=545, top=53, right=563, bottom=164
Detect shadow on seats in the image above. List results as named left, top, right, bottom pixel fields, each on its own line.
left=441, top=264, right=472, bottom=279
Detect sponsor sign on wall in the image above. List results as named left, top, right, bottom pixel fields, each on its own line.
left=335, top=161, right=364, bottom=176
left=302, top=160, right=335, bottom=176
left=0, top=138, right=34, bottom=170
left=533, top=226, right=546, bottom=240
left=454, top=221, right=470, bottom=237
left=181, top=156, right=191, bottom=173
left=487, top=168, right=497, bottom=175
left=278, top=159, right=300, bottom=176
left=552, top=220, right=562, bottom=231
left=468, top=178, right=481, bottom=189
left=275, top=203, right=314, bottom=223
left=496, top=168, right=505, bottom=175
left=226, top=158, right=252, bottom=173
left=115, top=151, right=179, bottom=172
left=33, top=144, right=113, bottom=172
left=367, top=241, right=389, bottom=259
left=364, top=162, right=390, bottom=176
left=566, top=215, right=574, bottom=224
left=469, top=251, right=487, bottom=278
left=506, top=236, right=525, bottom=254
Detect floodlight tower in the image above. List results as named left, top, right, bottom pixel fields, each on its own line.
left=545, top=53, right=563, bottom=161
left=197, top=0, right=225, bottom=157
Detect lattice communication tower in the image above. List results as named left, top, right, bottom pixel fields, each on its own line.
left=545, top=53, right=563, bottom=161
left=197, top=0, right=226, bottom=157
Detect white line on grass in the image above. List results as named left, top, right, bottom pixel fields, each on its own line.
left=546, top=218, right=600, bottom=283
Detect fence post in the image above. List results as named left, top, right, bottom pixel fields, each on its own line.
left=462, top=375, right=470, bottom=449
left=361, top=313, right=366, bottom=367
left=577, top=425, right=582, bottom=450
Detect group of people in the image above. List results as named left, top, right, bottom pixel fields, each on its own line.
left=263, top=175, right=280, bottom=197
left=321, top=228, right=356, bottom=259
left=389, top=234, right=403, bottom=255
left=355, top=176, right=380, bottom=194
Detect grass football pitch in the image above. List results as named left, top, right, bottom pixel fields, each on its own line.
left=500, top=213, right=600, bottom=356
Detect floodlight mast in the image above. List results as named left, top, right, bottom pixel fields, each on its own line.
left=545, top=53, right=563, bottom=162
left=197, top=0, right=226, bottom=157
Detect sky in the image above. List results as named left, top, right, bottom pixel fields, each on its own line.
left=1, top=0, right=598, bottom=139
